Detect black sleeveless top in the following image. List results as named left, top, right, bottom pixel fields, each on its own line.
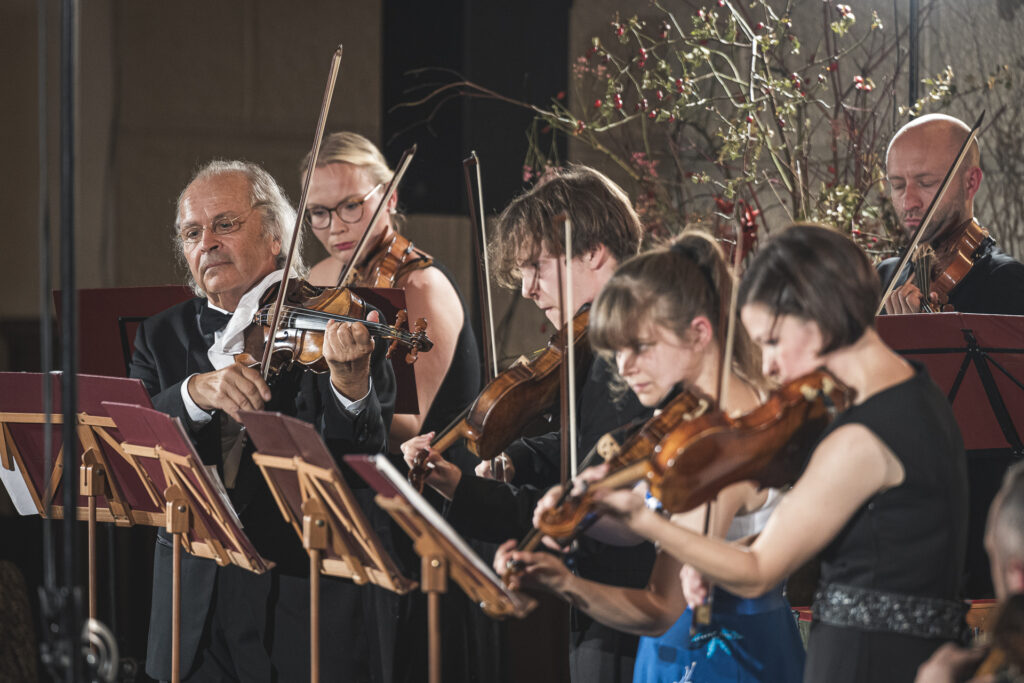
left=417, top=259, right=482, bottom=439
left=816, top=362, right=968, bottom=599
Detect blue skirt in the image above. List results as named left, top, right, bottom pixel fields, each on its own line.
left=632, top=586, right=805, bottom=683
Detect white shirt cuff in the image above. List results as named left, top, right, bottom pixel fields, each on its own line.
left=181, top=375, right=214, bottom=424
left=332, top=377, right=372, bottom=416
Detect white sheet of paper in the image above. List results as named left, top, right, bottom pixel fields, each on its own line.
left=0, top=459, right=38, bottom=516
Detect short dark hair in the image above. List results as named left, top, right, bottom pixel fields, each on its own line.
left=738, top=223, right=879, bottom=354
left=490, top=165, right=643, bottom=287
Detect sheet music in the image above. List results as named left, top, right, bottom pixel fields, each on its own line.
left=169, top=416, right=245, bottom=532
left=360, top=454, right=530, bottom=609
left=0, top=459, right=36, bottom=515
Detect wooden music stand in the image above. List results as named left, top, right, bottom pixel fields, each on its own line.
left=237, top=410, right=416, bottom=683
left=101, top=401, right=273, bottom=683
left=346, top=454, right=536, bottom=683
left=0, top=371, right=165, bottom=625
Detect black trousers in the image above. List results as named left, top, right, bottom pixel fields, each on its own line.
left=181, top=564, right=398, bottom=683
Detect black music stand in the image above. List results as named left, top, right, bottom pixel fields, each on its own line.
left=238, top=410, right=416, bottom=683
left=877, top=312, right=1024, bottom=596
left=346, top=454, right=535, bottom=683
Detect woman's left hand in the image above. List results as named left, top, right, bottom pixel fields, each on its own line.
left=494, top=539, right=573, bottom=594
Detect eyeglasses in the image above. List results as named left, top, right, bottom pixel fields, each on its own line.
left=303, top=183, right=383, bottom=230
left=178, top=205, right=262, bottom=245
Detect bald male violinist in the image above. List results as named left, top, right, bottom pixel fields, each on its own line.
left=880, top=113, right=1024, bottom=315
left=131, top=160, right=399, bottom=683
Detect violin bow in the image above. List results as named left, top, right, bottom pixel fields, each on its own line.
left=336, top=144, right=417, bottom=288
left=555, top=214, right=579, bottom=485
left=463, top=152, right=506, bottom=481
left=463, top=152, right=500, bottom=380
left=875, top=111, right=985, bottom=316
left=260, top=45, right=343, bottom=381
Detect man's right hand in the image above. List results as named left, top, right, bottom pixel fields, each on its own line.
left=187, top=364, right=272, bottom=422
left=883, top=280, right=938, bottom=314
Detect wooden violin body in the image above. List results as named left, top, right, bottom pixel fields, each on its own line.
left=431, top=308, right=592, bottom=461
left=928, top=220, right=994, bottom=309
left=537, top=369, right=853, bottom=543
left=236, top=278, right=432, bottom=377
left=911, top=221, right=995, bottom=312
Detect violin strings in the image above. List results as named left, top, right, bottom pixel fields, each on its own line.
left=272, top=304, right=418, bottom=340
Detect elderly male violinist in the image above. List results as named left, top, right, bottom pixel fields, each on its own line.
left=880, top=113, right=1024, bottom=314
left=131, top=160, right=397, bottom=683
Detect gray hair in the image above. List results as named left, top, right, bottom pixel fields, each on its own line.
left=992, top=462, right=1024, bottom=563
left=174, top=159, right=307, bottom=295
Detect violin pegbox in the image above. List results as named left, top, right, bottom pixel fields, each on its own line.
left=385, top=310, right=409, bottom=361
left=406, top=317, right=429, bottom=365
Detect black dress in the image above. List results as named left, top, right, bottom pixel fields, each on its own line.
left=384, top=258, right=513, bottom=683
left=804, top=363, right=968, bottom=683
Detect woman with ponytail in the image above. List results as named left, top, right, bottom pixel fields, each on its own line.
left=496, top=231, right=805, bottom=683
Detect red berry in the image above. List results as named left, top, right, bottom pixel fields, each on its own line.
left=648, top=111, right=656, bottom=119
left=668, top=114, right=676, bottom=122
left=616, top=26, right=625, bottom=36
left=746, top=115, right=754, bottom=123
left=828, top=61, right=838, bottom=72
left=656, top=90, right=664, bottom=101
left=756, top=22, right=765, bottom=30
left=718, top=0, right=725, bottom=6
left=594, top=99, right=603, bottom=108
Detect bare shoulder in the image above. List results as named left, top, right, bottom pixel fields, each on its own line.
left=401, top=264, right=460, bottom=302
left=807, top=422, right=905, bottom=493
left=307, top=257, right=341, bottom=287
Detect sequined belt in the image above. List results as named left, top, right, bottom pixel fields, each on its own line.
left=813, top=583, right=967, bottom=641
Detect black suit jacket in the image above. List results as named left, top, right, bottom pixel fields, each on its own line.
left=131, top=296, right=396, bottom=680
left=445, top=355, right=656, bottom=682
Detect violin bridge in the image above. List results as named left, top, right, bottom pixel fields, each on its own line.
left=595, top=434, right=622, bottom=461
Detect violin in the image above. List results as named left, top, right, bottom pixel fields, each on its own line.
left=408, top=307, right=592, bottom=492
left=974, top=593, right=1024, bottom=678
left=508, top=387, right=705, bottom=558
left=912, top=219, right=994, bottom=312
left=535, top=369, right=853, bottom=544
left=235, top=278, right=432, bottom=378
left=353, top=232, right=433, bottom=289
